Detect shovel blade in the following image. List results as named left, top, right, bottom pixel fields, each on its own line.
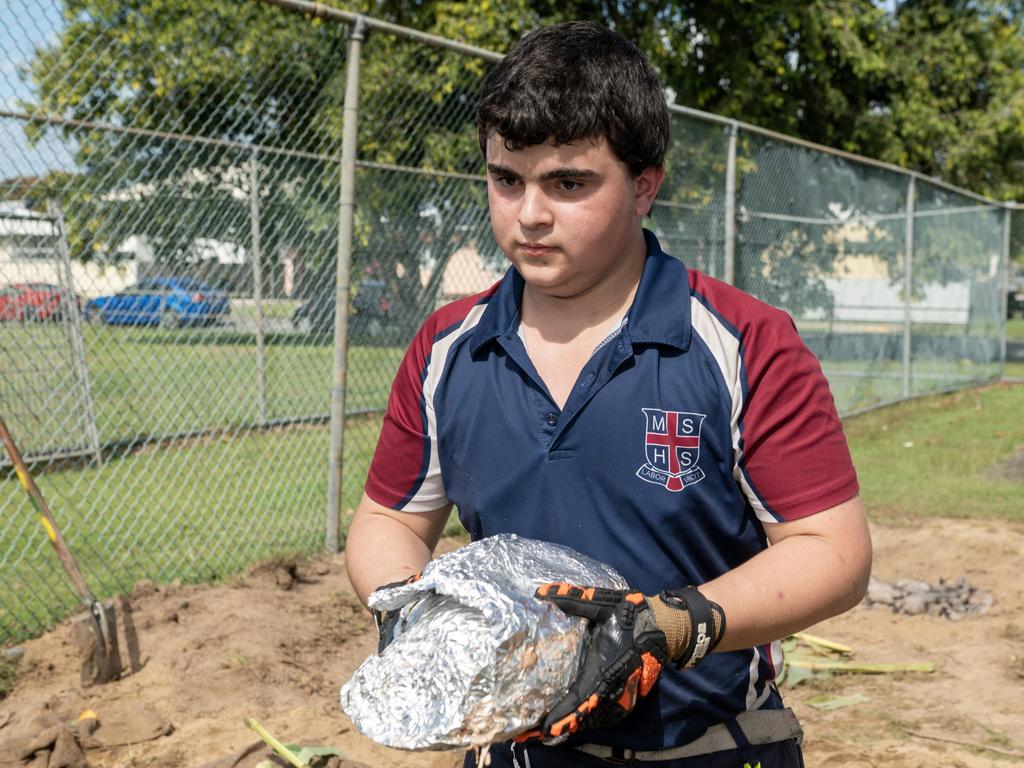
left=70, top=600, right=123, bottom=686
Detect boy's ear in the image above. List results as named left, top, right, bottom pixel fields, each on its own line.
left=634, top=165, right=666, bottom=217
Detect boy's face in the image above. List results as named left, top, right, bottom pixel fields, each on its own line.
left=485, top=134, right=663, bottom=300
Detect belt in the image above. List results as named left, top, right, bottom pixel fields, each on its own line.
left=574, top=708, right=803, bottom=763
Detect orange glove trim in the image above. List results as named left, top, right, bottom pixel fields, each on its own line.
left=615, top=668, right=641, bottom=711
left=639, top=651, right=663, bottom=696
left=513, top=728, right=543, bottom=743
left=548, top=711, right=579, bottom=738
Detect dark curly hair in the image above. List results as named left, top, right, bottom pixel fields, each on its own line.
left=476, top=21, right=669, bottom=176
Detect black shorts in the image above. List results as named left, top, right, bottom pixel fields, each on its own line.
left=464, top=738, right=804, bottom=768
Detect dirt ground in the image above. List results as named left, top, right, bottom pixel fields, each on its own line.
left=2, top=518, right=1023, bottom=768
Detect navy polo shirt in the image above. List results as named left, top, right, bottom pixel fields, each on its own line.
left=366, top=230, right=858, bottom=750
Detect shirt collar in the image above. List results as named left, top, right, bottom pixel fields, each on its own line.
left=470, top=229, right=691, bottom=355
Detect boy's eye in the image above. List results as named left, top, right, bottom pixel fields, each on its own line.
left=558, top=179, right=583, bottom=192
left=494, top=174, right=518, bottom=187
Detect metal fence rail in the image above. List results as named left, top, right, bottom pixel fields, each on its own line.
left=0, top=0, right=1018, bottom=644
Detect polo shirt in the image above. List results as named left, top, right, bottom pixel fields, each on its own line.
left=365, top=230, right=859, bottom=750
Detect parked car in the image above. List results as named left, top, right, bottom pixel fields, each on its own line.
left=0, top=282, right=79, bottom=322
left=0, top=286, right=19, bottom=321
left=292, top=279, right=392, bottom=337
left=83, top=276, right=230, bottom=328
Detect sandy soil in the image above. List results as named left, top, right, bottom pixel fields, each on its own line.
left=1, top=518, right=1023, bottom=768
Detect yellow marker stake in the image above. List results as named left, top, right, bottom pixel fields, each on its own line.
left=245, top=718, right=305, bottom=768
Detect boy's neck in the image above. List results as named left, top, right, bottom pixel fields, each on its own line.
left=519, top=231, right=647, bottom=341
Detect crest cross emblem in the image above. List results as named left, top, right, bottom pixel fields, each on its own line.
left=636, top=409, right=707, bottom=492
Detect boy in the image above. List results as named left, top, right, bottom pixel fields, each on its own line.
left=346, top=20, right=871, bottom=768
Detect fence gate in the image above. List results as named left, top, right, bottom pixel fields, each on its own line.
left=0, top=204, right=100, bottom=468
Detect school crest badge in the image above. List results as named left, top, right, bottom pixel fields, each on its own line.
left=636, top=408, right=707, bottom=492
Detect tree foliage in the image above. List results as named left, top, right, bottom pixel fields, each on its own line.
left=19, top=0, right=1023, bottom=303
left=878, top=1, right=1024, bottom=201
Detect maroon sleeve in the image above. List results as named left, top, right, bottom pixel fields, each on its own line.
left=692, top=272, right=860, bottom=522
left=363, top=289, right=497, bottom=511
left=363, top=316, right=438, bottom=511
left=738, top=309, right=859, bottom=521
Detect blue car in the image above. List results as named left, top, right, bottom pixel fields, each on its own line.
left=84, top=276, right=230, bottom=328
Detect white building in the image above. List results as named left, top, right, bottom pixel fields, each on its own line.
left=0, top=201, right=137, bottom=298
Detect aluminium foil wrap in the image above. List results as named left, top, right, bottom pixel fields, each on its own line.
left=340, top=533, right=627, bottom=750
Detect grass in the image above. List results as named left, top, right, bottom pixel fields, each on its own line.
left=843, top=381, right=1024, bottom=523
left=0, top=323, right=403, bottom=456
left=0, top=653, right=19, bottom=700
left=2, top=319, right=1022, bottom=646
left=229, top=297, right=301, bottom=323
left=0, top=413, right=385, bottom=643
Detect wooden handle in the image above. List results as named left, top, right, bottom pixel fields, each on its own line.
left=0, top=413, right=96, bottom=605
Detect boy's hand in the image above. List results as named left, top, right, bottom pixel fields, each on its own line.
left=520, top=582, right=726, bottom=742
left=518, top=583, right=669, bottom=741
left=369, top=573, right=420, bottom=653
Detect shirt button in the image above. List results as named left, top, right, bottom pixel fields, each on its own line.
left=546, top=413, right=558, bottom=426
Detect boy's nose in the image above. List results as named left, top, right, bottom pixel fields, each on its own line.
left=517, top=186, right=552, bottom=229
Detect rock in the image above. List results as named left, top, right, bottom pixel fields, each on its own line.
left=968, top=590, right=994, bottom=612
left=88, top=701, right=173, bottom=748
left=901, top=594, right=927, bottom=615
left=275, top=567, right=295, bottom=591
left=48, top=728, right=87, bottom=768
left=71, top=715, right=101, bottom=749
left=0, top=708, right=93, bottom=768
left=19, top=724, right=71, bottom=761
left=862, top=575, right=993, bottom=619
left=866, top=577, right=897, bottom=605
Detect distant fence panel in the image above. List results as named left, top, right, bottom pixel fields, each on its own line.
left=0, top=0, right=1017, bottom=644
left=0, top=1, right=348, bottom=642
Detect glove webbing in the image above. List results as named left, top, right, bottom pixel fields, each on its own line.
left=649, top=587, right=725, bottom=668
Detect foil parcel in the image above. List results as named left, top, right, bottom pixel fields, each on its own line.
left=340, top=533, right=627, bottom=750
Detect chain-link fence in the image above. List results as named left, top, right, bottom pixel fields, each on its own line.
left=1, top=0, right=1018, bottom=644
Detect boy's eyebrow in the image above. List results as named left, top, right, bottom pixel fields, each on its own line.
left=486, top=163, right=600, bottom=181
left=540, top=167, right=600, bottom=181
left=486, top=163, right=518, bottom=178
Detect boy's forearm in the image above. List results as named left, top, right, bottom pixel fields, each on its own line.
left=696, top=496, right=872, bottom=652
left=345, top=493, right=451, bottom=605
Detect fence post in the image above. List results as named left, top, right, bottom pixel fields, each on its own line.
left=48, top=200, right=103, bottom=466
left=1000, top=206, right=1012, bottom=373
left=902, top=176, right=916, bottom=399
left=249, top=149, right=268, bottom=425
left=326, top=16, right=366, bottom=554
left=724, top=122, right=738, bottom=286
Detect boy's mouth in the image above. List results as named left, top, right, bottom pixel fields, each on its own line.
left=519, top=242, right=554, bottom=257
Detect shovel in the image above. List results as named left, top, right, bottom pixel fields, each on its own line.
left=0, top=413, right=123, bottom=685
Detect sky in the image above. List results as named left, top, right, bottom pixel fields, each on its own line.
left=0, top=0, right=76, bottom=182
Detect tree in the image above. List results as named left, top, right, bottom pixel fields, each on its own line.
left=22, top=0, right=541, bottom=335
left=21, top=0, right=1022, bottom=306
left=877, top=1, right=1024, bottom=202
left=24, top=0, right=350, bottom=298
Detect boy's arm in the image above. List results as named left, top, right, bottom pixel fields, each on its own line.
left=526, top=496, right=870, bottom=741
left=698, top=494, right=871, bottom=650
left=345, top=492, right=452, bottom=606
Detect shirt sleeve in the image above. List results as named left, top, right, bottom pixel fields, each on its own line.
left=690, top=273, right=859, bottom=523
left=363, top=317, right=450, bottom=512
left=735, top=307, right=860, bottom=522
